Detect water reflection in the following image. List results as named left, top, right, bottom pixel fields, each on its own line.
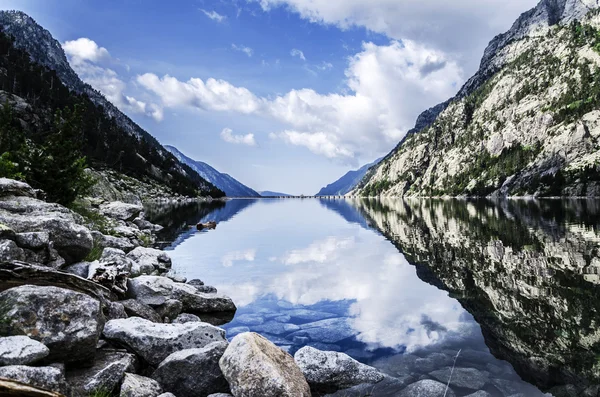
left=162, top=198, right=600, bottom=396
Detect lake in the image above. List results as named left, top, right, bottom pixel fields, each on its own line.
left=146, top=198, right=600, bottom=396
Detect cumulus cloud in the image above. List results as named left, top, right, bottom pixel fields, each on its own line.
left=63, top=38, right=163, bottom=121
left=222, top=249, right=257, bottom=267
left=137, top=39, right=461, bottom=162
left=290, top=48, right=306, bottom=61
left=232, top=43, right=254, bottom=57
left=254, top=0, right=539, bottom=73
left=220, top=128, right=257, bottom=146
left=200, top=9, right=227, bottom=22
left=282, top=237, right=354, bottom=264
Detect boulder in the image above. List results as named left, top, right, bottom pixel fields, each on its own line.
left=464, top=391, right=493, bottom=397
left=0, top=365, right=70, bottom=396
left=120, top=373, right=163, bottom=397
left=103, top=317, right=226, bottom=366
left=0, top=195, right=93, bottom=263
left=100, top=202, right=143, bottom=222
left=0, top=285, right=102, bottom=365
left=105, top=302, right=128, bottom=320
left=172, top=313, right=201, bottom=324
left=61, top=261, right=90, bottom=278
left=92, top=231, right=135, bottom=253
left=207, top=395, right=233, bottom=397
left=429, top=367, right=489, bottom=390
left=165, top=270, right=186, bottom=283
left=0, top=178, right=37, bottom=198
left=88, top=264, right=129, bottom=296
left=127, top=247, right=171, bottom=273
left=99, top=248, right=135, bottom=272
left=15, top=232, right=50, bottom=250
left=219, top=332, right=310, bottom=397
left=287, top=317, right=354, bottom=344
left=157, top=394, right=177, bottom=397
left=0, top=239, right=25, bottom=262
left=127, top=276, right=235, bottom=314
left=323, top=375, right=413, bottom=397
left=154, top=299, right=183, bottom=322
left=66, top=350, right=137, bottom=395
left=399, top=379, right=455, bottom=397
left=120, top=299, right=162, bottom=323
left=0, top=336, right=49, bottom=365
left=152, top=342, right=229, bottom=397
left=294, top=347, right=385, bottom=392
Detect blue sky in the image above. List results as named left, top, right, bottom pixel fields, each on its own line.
left=0, top=0, right=538, bottom=194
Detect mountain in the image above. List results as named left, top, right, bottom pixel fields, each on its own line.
left=260, top=191, right=291, bottom=197
left=316, top=158, right=382, bottom=196
left=0, top=11, right=223, bottom=198
left=354, top=0, right=600, bottom=198
left=165, top=146, right=260, bottom=197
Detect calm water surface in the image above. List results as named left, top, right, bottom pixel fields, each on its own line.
left=147, top=198, right=600, bottom=396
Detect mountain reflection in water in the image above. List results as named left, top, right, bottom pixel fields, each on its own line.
left=160, top=198, right=600, bottom=396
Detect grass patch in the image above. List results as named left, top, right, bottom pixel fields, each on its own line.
left=69, top=200, right=114, bottom=235
left=84, top=241, right=102, bottom=262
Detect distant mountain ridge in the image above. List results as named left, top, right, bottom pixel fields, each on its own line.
left=260, top=191, right=291, bottom=197
left=316, top=158, right=382, bottom=196
left=0, top=10, right=222, bottom=198
left=165, top=146, right=260, bottom=197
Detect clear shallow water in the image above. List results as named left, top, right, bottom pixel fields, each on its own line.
left=147, top=198, right=600, bottom=396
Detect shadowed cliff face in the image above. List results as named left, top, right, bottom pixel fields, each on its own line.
left=354, top=198, right=600, bottom=391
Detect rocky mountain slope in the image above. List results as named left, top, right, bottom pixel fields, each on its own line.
left=0, top=11, right=223, bottom=199
left=316, top=158, right=381, bottom=196
left=165, top=146, right=260, bottom=197
left=355, top=0, right=600, bottom=197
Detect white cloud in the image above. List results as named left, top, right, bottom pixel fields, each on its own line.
left=200, top=9, right=227, bottom=22
left=232, top=43, right=254, bottom=57
left=63, top=38, right=110, bottom=64
left=137, top=39, right=461, bottom=162
left=255, top=0, right=539, bottom=73
left=220, top=128, right=257, bottom=146
left=282, top=237, right=354, bottom=264
left=63, top=38, right=163, bottom=121
left=316, top=61, right=333, bottom=71
left=222, top=249, right=257, bottom=267
left=290, top=48, right=306, bottom=61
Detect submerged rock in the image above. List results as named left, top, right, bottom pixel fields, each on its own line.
left=0, top=285, right=102, bottom=365
left=219, top=332, right=310, bottom=397
left=0, top=365, right=70, bottom=396
left=152, top=342, right=229, bottom=397
left=0, top=336, right=49, bottom=366
left=120, top=373, right=163, bottom=397
left=103, top=317, right=226, bottom=366
left=399, top=379, right=455, bottom=397
left=294, top=346, right=385, bottom=392
left=429, top=367, right=489, bottom=390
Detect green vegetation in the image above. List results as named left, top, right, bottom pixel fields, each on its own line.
left=87, top=388, right=112, bottom=397
left=69, top=200, right=114, bottom=235
left=362, top=178, right=392, bottom=197
left=84, top=242, right=103, bottom=262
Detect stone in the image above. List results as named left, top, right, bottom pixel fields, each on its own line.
left=324, top=375, right=413, bottom=397
left=0, top=285, right=102, bottom=365
left=120, top=373, right=163, bottom=397
left=106, top=301, right=128, bottom=320
left=127, top=247, right=172, bottom=272
left=285, top=309, right=337, bottom=322
left=429, top=367, right=489, bottom=390
left=227, top=326, right=250, bottom=337
left=0, top=178, right=37, bottom=198
left=219, top=332, right=311, bottom=397
left=14, top=232, right=49, bottom=250
left=121, top=299, right=162, bottom=323
left=253, top=321, right=300, bottom=335
left=157, top=394, right=177, bottom=397
left=166, top=270, right=187, bottom=283
left=152, top=342, right=229, bottom=397
left=62, top=261, right=90, bottom=278
left=103, top=317, right=226, bottom=366
left=548, top=384, right=580, bottom=397
left=288, top=317, right=354, bottom=344
left=127, top=276, right=236, bottom=314
left=0, top=239, right=25, bottom=261
left=235, top=313, right=264, bottom=326
left=294, top=346, right=385, bottom=392
left=465, top=391, right=493, bottom=397
left=0, top=336, right=49, bottom=365
left=207, top=394, right=233, bottom=397
left=154, top=299, right=183, bottom=322
left=0, top=365, right=70, bottom=396
left=0, top=195, right=93, bottom=263
left=100, top=202, right=143, bottom=221
left=491, top=378, right=523, bottom=396
left=100, top=247, right=135, bottom=272
left=92, top=231, right=135, bottom=253
left=399, top=379, right=456, bottom=397
left=173, top=313, right=201, bottom=324
left=66, top=350, right=137, bottom=395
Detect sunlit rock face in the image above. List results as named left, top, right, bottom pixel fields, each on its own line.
left=355, top=198, right=600, bottom=391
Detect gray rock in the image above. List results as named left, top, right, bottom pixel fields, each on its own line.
left=154, top=299, right=183, bottom=322
left=152, top=342, right=229, bottom=397
left=0, top=239, right=25, bottom=261
left=127, top=276, right=236, bottom=314
left=157, top=394, right=177, bottom=397
left=0, top=195, right=93, bottom=263
left=100, top=202, right=143, bottom=221
left=15, top=231, right=49, bottom=249
left=173, top=313, right=201, bottom=324
left=219, top=332, right=311, bottom=397
left=207, top=394, right=233, bottom=397
left=166, top=270, right=187, bottom=283
left=399, top=379, right=456, bottom=397
left=254, top=321, right=300, bottom=335
left=415, top=353, right=454, bottom=373
left=196, top=285, right=217, bottom=293
left=0, top=285, right=102, bottom=365
left=120, top=373, right=163, bottom=397
left=100, top=247, right=135, bottom=271
left=429, top=367, right=489, bottom=390
left=227, top=326, right=250, bottom=337
left=0, top=365, right=70, bottom=396
left=66, top=350, right=137, bottom=395
left=121, top=299, right=162, bottom=323
left=0, top=178, right=37, bottom=198
left=285, top=309, right=337, bottom=322
left=106, top=301, right=129, bottom=320
left=62, top=261, right=91, bottom=278
left=294, top=346, right=384, bottom=392
left=491, top=378, right=523, bottom=396
left=92, top=231, right=135, bottom=253
left=235, top=313, right=264, bottom=326
left=0, top=336, right=49, bottom=365
left=288, top=317, right=354, bottom=344
left=548, top=384, right=580, bottom=397
left=127, top=247, right=171, bottom=272
left=103, top=317, right=226, bottom=366
left=324, top=375, right=413, bottom=397
left=187, top=279, right=205, bottom=286
left=465, top=391, right=493, bottom=397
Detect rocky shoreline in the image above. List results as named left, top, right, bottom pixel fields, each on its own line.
left=0, top=178, right=408, bottom=397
